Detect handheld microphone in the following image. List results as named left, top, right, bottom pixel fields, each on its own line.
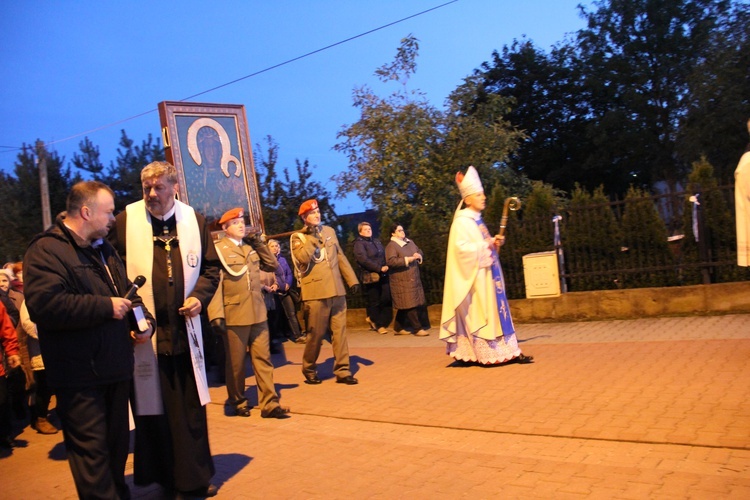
left=124, top=275, right=146, bottom=300
left=124, top=275, right=150, bottom=333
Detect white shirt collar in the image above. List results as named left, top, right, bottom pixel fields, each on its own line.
left=148, top=204, right=177, bottom=221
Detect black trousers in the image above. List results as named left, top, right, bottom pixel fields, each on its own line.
left=417, top=304, right=431, bottom=329
left=0, top=376, right=11, bottom=440
left=394, top=305, right=430, bottom=332
left=277, top=294, right=302, bottom=339
left=55, top=380, right=131, bottom=500
left=362, top=281, right=393, bottom=329
left=32, top=369, right=54, bottom=419
left=394, top=307, right=421, bottom=332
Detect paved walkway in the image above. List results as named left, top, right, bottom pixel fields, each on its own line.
left=2, top=314, right=749, bottom=498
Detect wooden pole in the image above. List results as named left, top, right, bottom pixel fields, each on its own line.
left=36, top=140, right=52, bottom=230
left=264, top=229, right=303, bottom=240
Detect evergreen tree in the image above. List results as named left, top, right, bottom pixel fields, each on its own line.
left=564, top=185, right=622, bottom=290
left=480, top=38, right=589, bottom=192
left=0, top=170, right=24, bottom=262
left=378, top=214, right=395, bottom=248
left=619, top=186, right=675, bottom=288
left=71, top=137, right=105, bottom=177
left=680, top=157, right=738, bottom=283
left=253, top=137, right=338, bottom=240
left=480, top=0, right=744, bottom=197
left=677, top=6, right=750, bottom=183
left=0, top=144, right=73, bottom=261
left=497, top=181, right=562, bottom=298
left=482, top=165, right=534, bottom=245
left=102, top=130, right=164, bottom=212
left=407, top=210, right=445, bottom=305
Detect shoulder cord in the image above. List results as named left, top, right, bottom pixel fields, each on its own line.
left=214, top=243, right=248, bottom=277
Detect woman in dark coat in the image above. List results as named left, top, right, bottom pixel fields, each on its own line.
left=352, top=222, right=392, bottom=334
left=385, top=223, right=430, bottom=336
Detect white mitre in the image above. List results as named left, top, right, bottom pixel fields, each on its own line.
left=456, top=165, right=484, bottom=199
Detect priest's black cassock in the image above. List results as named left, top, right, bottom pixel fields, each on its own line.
left=110, top=208, right=220, bottom=492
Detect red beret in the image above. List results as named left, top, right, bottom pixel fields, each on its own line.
left=219, top=207, right=244, bottom=225
left=298, top=199, right=319, bottom=216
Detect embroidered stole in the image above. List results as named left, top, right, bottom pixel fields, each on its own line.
left=126, top=200, right=210, bottom=415
left=477, top=218, right=515, bottom=336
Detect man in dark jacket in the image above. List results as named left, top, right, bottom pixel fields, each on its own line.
left=24, top=181, right=153, bottom=499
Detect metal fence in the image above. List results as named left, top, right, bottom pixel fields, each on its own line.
left=493, top=184, right=749, bottom=299
left=344, top=184, right=749, bottom=307
left=377, top=184, right=749, bottom=307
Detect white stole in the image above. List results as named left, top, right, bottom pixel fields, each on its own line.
left=126, top=200, right=210, bottom=415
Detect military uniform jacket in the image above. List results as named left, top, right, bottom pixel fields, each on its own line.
left=208, top=237, right=278, bottom=327
left=291, top=225, right=358, bottom=301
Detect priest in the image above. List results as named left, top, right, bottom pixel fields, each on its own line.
left=109, top=161, right=221, bottom=497
left=439, top=166, right=533, bottom=366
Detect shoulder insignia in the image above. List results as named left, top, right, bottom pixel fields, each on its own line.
left=291, top=233, right=305, bottom=249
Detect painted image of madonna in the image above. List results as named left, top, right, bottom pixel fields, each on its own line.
left=180, top=117, right=249, bottom=221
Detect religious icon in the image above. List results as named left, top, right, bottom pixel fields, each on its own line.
left=158, top=101, right=264, bottom=230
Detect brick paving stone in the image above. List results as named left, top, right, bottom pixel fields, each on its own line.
left=728, top=485, right=750, bottom=498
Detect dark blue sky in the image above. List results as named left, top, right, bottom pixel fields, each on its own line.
left=0, top=0, right=587, bottom=213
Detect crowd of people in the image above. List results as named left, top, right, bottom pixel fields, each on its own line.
left=1, top=260, right=61, bottom=451
left=4, top=117, right=748, bottom=498
left=1, top=159, right=537, bottom=498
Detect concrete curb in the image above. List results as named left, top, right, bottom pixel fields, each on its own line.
left=345, top=281, right=750, bottom=327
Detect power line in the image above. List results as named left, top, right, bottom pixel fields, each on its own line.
left=3, top=0, right=458, bottom=155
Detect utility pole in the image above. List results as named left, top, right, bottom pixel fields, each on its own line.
left=36, top=140, right=52, bottom=230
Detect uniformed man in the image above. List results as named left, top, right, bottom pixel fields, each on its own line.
left=290, top=199, right=359, bottom=385
left=208, top=207, right=290, bottom=419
